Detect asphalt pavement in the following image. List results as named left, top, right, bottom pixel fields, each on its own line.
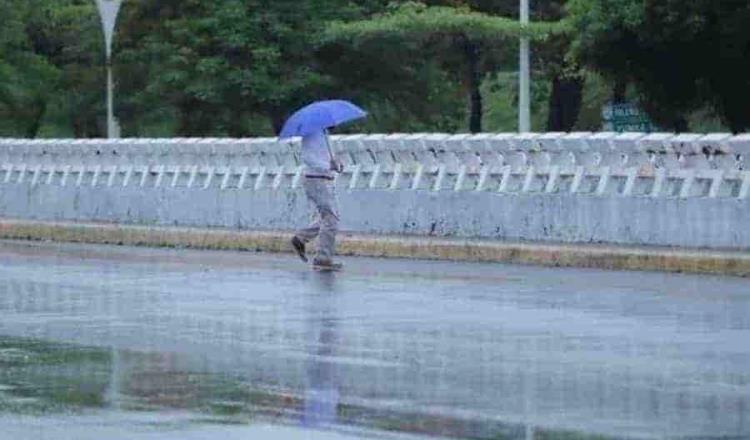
left=0, top=240, right=748, bottom=439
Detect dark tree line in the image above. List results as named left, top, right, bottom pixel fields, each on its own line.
left=1, top=0, right=747, bottom=137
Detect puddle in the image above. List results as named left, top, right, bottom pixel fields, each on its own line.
left=0, top=335, right=634, bottom=439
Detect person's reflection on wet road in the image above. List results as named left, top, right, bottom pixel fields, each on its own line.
left=302, top=272, right=341, bottom=428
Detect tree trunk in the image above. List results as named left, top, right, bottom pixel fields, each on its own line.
left=177, top=98, right=213, bottom=136
left=673, top=117, right=688, bottom=133
left=25, top=99, right=47, bottom=139
left=464, top=41, right=483, bottom=133
left=728, top=117, right=747, bottom=135
left=228, top=111, right=249, bottom=137
left=612, top=80, right=627, bottom=104
left=546, top=75, right=584, bottom=132
left=269, top=107, right=287, bottom=136
left=72, top=117, right=84, bottom=138
left=718, top=96, right=748, bottom=134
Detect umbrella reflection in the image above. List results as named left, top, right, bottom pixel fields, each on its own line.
left=302, top=272, right=341, bottom=428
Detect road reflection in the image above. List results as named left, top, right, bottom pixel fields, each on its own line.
left=1, top=243, right=749, bottom=440
left=303, top=272, right=341, bottom=428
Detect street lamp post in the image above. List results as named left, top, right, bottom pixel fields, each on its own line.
left=95, top=0, right=123, bottom=139
left=519, top=0, right=530, bottom=133
left=95, top=0, right=123, bottom=408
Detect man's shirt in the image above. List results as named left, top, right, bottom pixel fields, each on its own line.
left=301, top=131, right=333, bottom=178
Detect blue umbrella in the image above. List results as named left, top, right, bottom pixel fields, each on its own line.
left=278, top=100, right=367, bottom=139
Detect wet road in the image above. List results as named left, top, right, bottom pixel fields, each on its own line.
left=0, top=240, right=748, bottom=439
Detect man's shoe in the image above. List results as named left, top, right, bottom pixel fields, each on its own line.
left=312, top=257, right=343, bottom=271
left=291, top=236, right=308, bottom=262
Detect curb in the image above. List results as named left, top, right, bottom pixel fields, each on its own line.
left=0, top=219, right=748, bottom=277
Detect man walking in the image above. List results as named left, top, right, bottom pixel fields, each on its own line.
left=291, top=130, right=344, bottom=270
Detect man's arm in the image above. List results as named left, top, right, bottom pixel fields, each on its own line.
left=324, top=132, right=344, bottom=173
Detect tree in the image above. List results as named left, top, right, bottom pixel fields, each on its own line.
left=0, top=0, right=104, bottom=138
left=116, top=0, right=369, bottom=136
left=316, top=31, right=468, bottom=133
left=322, top=2, right=567, bottom=133
left=0, top=0, right=60, bottom=137
left=568, top=0, right=750, bottom=132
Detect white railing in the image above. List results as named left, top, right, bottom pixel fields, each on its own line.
left=0, top=132, right=748, bottom=198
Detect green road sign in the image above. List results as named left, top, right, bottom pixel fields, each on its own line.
left=602, top=103, right=655, bottom=133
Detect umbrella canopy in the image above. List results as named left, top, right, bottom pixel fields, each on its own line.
left=278, top=100, right=367, bottom=139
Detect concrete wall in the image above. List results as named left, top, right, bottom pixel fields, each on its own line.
left=1, top=133, right=749, bottom=250
left=1, top=184, right=748, bottom=250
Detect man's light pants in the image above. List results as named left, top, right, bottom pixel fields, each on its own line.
left=296, top=178, right=339, bottom=261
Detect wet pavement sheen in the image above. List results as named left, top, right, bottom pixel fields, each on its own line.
left=0, top=240, right=748, bottom=439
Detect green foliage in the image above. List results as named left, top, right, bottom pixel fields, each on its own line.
left=482, top=71, right=552, bottom=132
left=323, top=2, right=568, bottom=133
left=571, top=71, right=610, bottom=131
left=116, top=0, right=368, bottom=136
left=0, top=0, right=104, bottom=137
left=0, top=0, right=746, bottom=136
left=568, top=0, right=750, bottom=132
left=324, top=2, right=567, bottom=44
left=0, top=0, right=58, bottom=137
left=318, top=16, right=468, bottom=133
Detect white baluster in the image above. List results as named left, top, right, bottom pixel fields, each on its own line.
left=171, top=166, right=181, bottom=188
left=389, top=163, right=402, bottom=190
left=570, top=166, right=585, bottom=194
left=31, top=165, right=42, bottom=186
left=651, top=169, right=667, bottom=198
left=272, top=166, right=284, bottom=189
left=545, top=166, right=560, bottom=193
left=369, top=164, right=382, bottom=189
left=17, top=164, right=27, bottom=184
left=454, top=165, right=467, bottom=192
left=596, top=166, right=611, bottom=196
left=75, top=166, right=85, bottom=187
left=738, top=172, right=750, bottom=200
left=3, top=165, right=13, bottom=184
left=187, top=166, right=198, bottom=188
left=432, top=165, right=446, bottom=192
left=203, top=167, right=215, bottom=189
left=348, top=164, right=361, bottom=190
left=679, top=170, right=696, bottom=198
left=707, top=170, right=724, bottom=198
left=46, top=165, right=57, bottom=185
left=238, top=167, right=250, bottom=190
left=497, top=166, right=513, bottom=193
left=107, top=166, right=118, bottom=187
left=254, top=167, right=266, bottom=190
left=521, top=166, right=536, bottom=193
left=123, top=166, right=133, bottom=187
left=61, top=165, right=71, bottom=187
left=154, top=165, right=166, bottom=188
left=622, top=167, right=639, bottom=197
left=411, top=164, right=424, bottom=190
left=475, top=166, right=490, bottom=192
left=91, top=165, right=102, bottom=187
left=139, top=166, right=150, bottom=187
left=221, top=167, right=232, bottom=190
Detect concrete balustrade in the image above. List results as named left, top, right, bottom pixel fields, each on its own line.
left=0, top=133, right=748, bottom=199
left=1, top=133, right=749, bottom=250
